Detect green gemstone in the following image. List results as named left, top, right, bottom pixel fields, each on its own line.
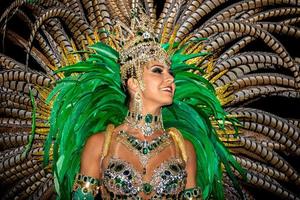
left=145, top=114, right=153, bottom=123
left=115, top=177, right=122, bottom=184
left=143, top=183, right=153, bottom=194
left=142, top=148, right=149, bottom=154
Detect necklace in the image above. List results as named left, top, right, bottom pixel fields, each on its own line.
left=124, top=111, right=164, bottom=136
left=117, top=130, right=171, bottom=173
left=119, top=130, right=170, bottom=155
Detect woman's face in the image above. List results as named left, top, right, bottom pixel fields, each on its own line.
left=140, top=60, right=175, bottom=107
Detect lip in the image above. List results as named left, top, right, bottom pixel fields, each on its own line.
left=161, top=86, right=173, bottom=93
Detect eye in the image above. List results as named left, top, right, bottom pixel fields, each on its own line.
left=151, top=67, right=163, bottom=74
left=168, top=69, right=174, bottom=77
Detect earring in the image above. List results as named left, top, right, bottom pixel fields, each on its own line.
left=133, top=90, right=143, bottom=114
left=136, top=59, right=145, bottom=91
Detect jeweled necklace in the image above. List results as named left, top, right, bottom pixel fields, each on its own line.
left=119, top=130, right=170, bottom=155
left=124, top=111, right=164, bottom=136
left=118, top=130, right=171, bottom=173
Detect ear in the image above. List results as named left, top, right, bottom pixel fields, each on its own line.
left=127, top=78, right=139, bottom=93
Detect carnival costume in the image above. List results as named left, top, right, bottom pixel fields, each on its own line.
left=0, top=0, right=300, bottom=200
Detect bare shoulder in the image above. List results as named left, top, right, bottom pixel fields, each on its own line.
left=167, top=127, right=196, bottom=157
left=82, top=131, right=110, bottom=159
left=80, top=132, right=106, bottom=177
left=184, top=139, right=196, bottom=157
left=85, top=132, right=106, bottom=149
left=84, top=123, right=121, bottom=154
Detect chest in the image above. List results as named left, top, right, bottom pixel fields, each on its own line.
left=100, top=132, right=187, bottom=199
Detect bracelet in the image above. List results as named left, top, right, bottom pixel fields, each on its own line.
left=182, top=187, right=202, bottom=199
left=72, top=173, right=101, bottom=199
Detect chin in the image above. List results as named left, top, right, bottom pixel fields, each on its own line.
left=161, top=99, right=174, bottom=106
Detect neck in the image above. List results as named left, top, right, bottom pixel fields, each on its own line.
left=124, top=109, right=164, bottom=136
left=129, top=101, right=161, bottom=116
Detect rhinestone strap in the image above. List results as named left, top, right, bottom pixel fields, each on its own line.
left=72, top=174, right=101, bottom=198
left=181, top=187, right=202, bottom=199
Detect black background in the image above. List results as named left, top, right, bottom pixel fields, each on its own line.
left=0, top=0, right=299, bottom=199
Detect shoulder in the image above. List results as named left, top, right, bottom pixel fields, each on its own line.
left=184, top=139, right=195, bottom=152
left=84, top=124, right=116, bottom=150
left=85, top=132, right=106, bottom=149
left=82, top=132, right=106, bottom=160
left=184, top=139, right=196, bottom=160
left=167, top=127, right=194, bottom=149
left=88, top=132, right=106, bottom=142
left=80, top=130, right=112, bottom=176
left=80, top=125, right=117, bottom=177
left=167, top=128, right=195, bottom=150
left=167, top=128, right=196, bottom=161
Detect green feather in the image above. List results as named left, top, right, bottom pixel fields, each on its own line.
left=45, top=39, right=244, bottom=200
left=88, top=42, right=119, bottom=61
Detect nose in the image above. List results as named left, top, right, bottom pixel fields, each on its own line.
left=165, top=71, right=174, bottom=83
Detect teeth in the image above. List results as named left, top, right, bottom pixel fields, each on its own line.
left=162, top=87, right=172, bottom=92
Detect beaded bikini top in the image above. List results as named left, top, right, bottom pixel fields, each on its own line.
left=102, top=158, right=187, bottom=199
left=100, top=130, right=188, bottom=199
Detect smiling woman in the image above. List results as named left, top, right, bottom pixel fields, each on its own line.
left=78, top=56, right=198, bottom=199
left=66, top=6, right=240, bottom=200
left=141, top=61, right=175, bottom=108
left=76, top=15, right=201, bottom=198
left=2, top=0, right=299, bottom=200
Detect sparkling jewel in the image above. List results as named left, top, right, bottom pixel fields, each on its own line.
left=124, top=112, right=164, bottom=136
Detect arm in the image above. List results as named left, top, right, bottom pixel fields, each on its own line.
left=80, top=133, right=105, bottom=177
left=185, top=139, right=197, bottom=188
left=72, top=133, right=105, bottom=200
left=183, top=139, right=202, bottom=199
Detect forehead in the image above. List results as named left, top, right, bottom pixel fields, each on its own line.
left=144, top=60, right=170, bottom=69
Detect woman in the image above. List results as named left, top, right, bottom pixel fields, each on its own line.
left=1, top=1, right=299, bottom=200
left=47, top=8, right=242, bottom=200
left=76, top=59, right=199, bottom=199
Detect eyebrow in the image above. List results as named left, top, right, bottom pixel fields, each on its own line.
left=148, top=64, right=169, bottom=69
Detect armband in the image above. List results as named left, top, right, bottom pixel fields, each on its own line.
left=72, top=174, right=101, bottom=200
left=181, top=187, right=202, bottom=199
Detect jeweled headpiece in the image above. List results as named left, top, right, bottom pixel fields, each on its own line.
left=113, top=8, right=170, bottom=89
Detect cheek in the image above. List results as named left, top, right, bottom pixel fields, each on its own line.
left=144, top=83, right=158, bottom=95
left=142, top=78, right=162, bottom=99
left=143, top=76, right=160, bottom=89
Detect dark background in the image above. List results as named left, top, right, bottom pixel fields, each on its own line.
left=0, top=0, right=299, bottom=199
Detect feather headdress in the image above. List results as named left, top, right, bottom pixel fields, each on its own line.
left=44, top=7, right=244, bottom=199
left=1, top=1, right=299, bottom=200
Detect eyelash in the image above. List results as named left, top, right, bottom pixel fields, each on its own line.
left=152, top=67, right=163, bottom=74
left=151, top=68, right=174, bottom=77
left=168, top=69, right=174, bottom=77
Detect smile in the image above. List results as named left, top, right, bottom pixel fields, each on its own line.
left=161, top=86, right=173, bottom=93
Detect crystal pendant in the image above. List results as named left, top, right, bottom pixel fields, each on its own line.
left=142, top=147, right=149, bottom=155
left=143, top=123, right=153, bottom=136
left=142, top=141, right=149, bottom=154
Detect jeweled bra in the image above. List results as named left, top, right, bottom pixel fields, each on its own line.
left=100, top=130, right=188, bottom=200
left=102, top=158, right=187, bottom=199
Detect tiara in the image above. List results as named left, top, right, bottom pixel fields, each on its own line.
left=111, top=8, right=170, bottom=86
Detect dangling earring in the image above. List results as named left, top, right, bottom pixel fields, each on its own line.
left=136, top=59, right=145, bottom=91
left=133, top=90, right=143, bottom=114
